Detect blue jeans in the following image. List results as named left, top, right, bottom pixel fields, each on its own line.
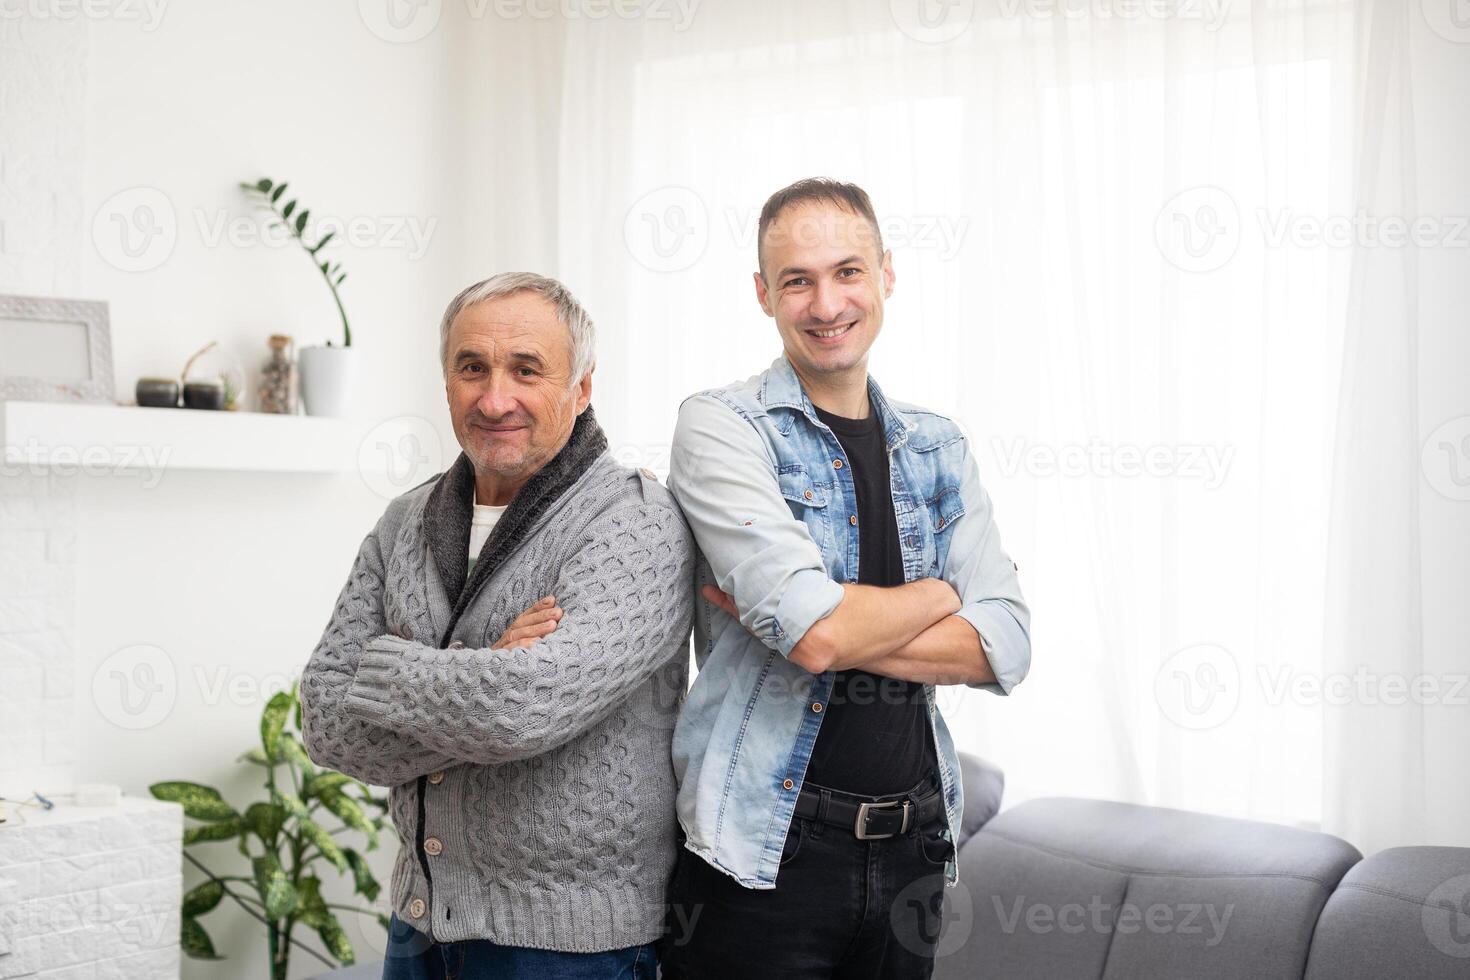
left=380, top=916, right=657, bottom=980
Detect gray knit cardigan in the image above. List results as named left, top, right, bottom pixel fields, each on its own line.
left=300, top=417, right=695, bottom=952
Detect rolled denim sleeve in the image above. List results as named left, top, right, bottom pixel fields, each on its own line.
left=669, top=394, right=844, bottom=658
left=945, top=438, right=1031, bottom=695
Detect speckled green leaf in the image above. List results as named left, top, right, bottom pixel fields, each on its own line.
left=299, top=814, right=348, bottom=872
left=182, top=879, right=225, bottom=917
left=277, top=733, right=316, bottom=776
left=304, top=772, right=352, bottom=799
left=183, top=820, right=240, bottom=845
left=260, top=692, right=291, bottom=761
left=149, top=782, right=239, bottom=822
left=181, top=916, right=222, bottom=960
left=252, top=853, right=298, bottom=920
left=244, top=802, right=287, bottom=843
left=318, top=911, right=355, bottom=965
left=295, top=876, right=330, bottom=929
left=344, top=849, right=381, bottom=902
left=320, top=789, right=376, bottom=848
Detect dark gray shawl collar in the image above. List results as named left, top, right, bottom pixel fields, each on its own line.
left=423, top=406, right=608, bottom=628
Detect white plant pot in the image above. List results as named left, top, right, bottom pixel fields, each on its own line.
left=298, top=344, right=356, bottom=418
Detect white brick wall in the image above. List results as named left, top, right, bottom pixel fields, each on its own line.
left=0, top=798, right=181, bottom=980
left=0, top=473, right=77, bottom=799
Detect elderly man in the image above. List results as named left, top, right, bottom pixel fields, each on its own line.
left=300, top=272, right=693, bottom=979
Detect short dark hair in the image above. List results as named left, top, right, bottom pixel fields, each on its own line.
left=756, top=177, right=884, bottom=277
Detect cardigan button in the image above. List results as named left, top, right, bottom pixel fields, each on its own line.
left=409, top=898, right=426, bottom=919
left=424, top=837, right=443, bottom=856
left=448, top=640, right=466, bottom=650
left=427, top=771, right=445, bottom=785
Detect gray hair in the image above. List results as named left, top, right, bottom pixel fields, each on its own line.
left=438, top=272, right=596, bottom=384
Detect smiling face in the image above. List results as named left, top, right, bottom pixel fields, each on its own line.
left=754, top=201, right=895, bottom=389
left=444, top=290, right=592, bottom=504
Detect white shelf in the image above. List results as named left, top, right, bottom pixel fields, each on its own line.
left=1, top=399, right=357, bottom=473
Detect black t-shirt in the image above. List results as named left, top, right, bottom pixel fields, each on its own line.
left=802, top=403, right=938, bottom=796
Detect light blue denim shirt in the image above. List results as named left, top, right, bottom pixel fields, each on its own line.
left=667, top=353, right=1030, bottom=889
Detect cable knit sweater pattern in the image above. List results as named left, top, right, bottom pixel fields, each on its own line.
left=299, top=448, right=695, bottom=952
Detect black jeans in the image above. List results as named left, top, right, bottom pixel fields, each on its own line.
left=659, top=789, right=953, bottom=978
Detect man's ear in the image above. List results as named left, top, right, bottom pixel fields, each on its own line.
left=753, top=270, right=775, bottom=317
left=575, top=368, right=593, bottom=414
left=881, top=249, right=895, bottom=300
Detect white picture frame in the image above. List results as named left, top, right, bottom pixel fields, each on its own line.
left=0, top=294, right=115, bottom=404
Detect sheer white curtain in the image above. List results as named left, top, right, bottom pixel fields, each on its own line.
left=467, top=0, right=1470, bottom=850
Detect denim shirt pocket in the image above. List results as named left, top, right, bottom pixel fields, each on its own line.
left=777, top=463, right=831, bottom=554
left=922, top=486, right=966, bottom=576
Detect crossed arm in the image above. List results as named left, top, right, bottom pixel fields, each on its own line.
left=300, top=500, right=694, bottom=784
left=668, top=394, right=1029, bottom=693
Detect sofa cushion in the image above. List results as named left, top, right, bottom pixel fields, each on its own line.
left=933, top=797, right=1361, bottom=980
left=1304, top=846, right=1470, bottom=980
left=956, top=753, right=1005, bottom=848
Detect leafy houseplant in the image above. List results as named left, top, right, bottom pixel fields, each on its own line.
left=150, top=684, right=390, bottom=979
left=240, top=177, right=351, bottom=348
left=239, top=176, right=358, bottom=417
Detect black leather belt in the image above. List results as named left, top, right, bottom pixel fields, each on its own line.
left=795, top=776, right=945, bottom=841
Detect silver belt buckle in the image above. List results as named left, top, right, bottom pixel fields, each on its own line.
left=854, top=799, right=912, bottom=840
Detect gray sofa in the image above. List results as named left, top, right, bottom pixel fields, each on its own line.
left=937, top=754, right=1470, bottom=979
left=320, top=755, right=1470, bottom=978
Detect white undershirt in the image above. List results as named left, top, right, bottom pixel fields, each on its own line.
left=468, top=492, right=508, bottom=576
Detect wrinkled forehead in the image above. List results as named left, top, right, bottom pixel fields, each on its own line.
left=448, top=292, right=570, bottom=361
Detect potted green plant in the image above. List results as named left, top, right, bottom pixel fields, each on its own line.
left=151, top=683, right=389, bottom=979
left=241, top=177, right=355, bottom=418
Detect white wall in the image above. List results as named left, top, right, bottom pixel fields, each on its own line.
left=5, top=3, right=479, bottom=976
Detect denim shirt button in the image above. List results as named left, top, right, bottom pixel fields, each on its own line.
left=782, top=779, right=795, bottom=790
left=832, top=459, right=843, bottom=469
left=810, top=702, right=822, bottom=713
left=848, top=515, right=858, bottom=526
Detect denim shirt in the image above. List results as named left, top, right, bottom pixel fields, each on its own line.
left=667, top=353, right=1030, bottom=889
